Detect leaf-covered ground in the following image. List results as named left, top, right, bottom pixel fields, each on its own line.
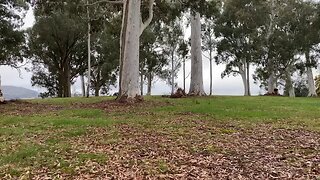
left=0, top=96, right=319, bottom=179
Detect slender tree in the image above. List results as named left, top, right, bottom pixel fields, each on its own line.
left=216, top=0, right=268, bottom=96
left=202, top=17, right=216, bottom=96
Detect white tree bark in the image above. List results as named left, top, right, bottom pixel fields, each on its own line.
left=307, top=67, right=317, bottom=97
left=86, top=1, right=91, bottom=98
left=189, top=12, right=206, bottom=96
left=305, top=52, right=317, bottom=97
left=119, top=0, right=141, bottom=102
left=183, top=59, right=186, bottom=91
left=209, top=58, right=213, bottom=96
left=240, top=67, right=249, bottom=96
left=267, top=72, right=277, bottom=94
left=285, top=70, right=295, bottom=97
left=118, top=0, right=154, bottom=102
left=266, top=0, right=276, bottom=94
left=171, top=51, right=175, bottom=95
left=81, top=75, right=86, bottom=97
left=140, top=71, right=144, bottom=96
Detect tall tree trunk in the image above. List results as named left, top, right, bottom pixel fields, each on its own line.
left=81, top=75, right=86, bottom=97
left=267, top=72, right=276, bottom=94
left=305, top=51, right=317, bottom=97
left=240, top=68, right=249, bottom=96
left=94, top=85, right=100, bottom=97
left=285, top=70, right=295, bottom=97
left=118, top=0, right=141, bottom=102
left=57, top=71, right=63, bottom=97
left=86, top=1, right=91, bottom=98
left=118, top=0, right=154, bottom=102
left=63, top=63, right=71, bottom=97
left=147, top=72, right=152, bottom=96
left=209, top=53, right=213, bottom=96
left=189, top=12, right=206, bottom=96
left=140, top=72, right=144, bottom=96
left=171, top=51, right=175, bottom=95
left=246, top=61, right=251, bottom=96
left=266, top=0, right=276, bottom=94
left=183, top=59, right=186, bottom=91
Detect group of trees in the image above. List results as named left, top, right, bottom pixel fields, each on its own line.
left=1, top=0, right=320, bottom=101
left=216, top=0, right=320, bottom=97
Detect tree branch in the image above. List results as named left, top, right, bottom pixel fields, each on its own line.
left=140, top=0, right=155, bottom=35
left=86, top=0, right=123, bottom=6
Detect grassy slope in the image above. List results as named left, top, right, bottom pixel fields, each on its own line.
left=0, top=96, right=319, bottom=179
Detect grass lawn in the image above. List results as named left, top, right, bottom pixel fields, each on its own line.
left=0, top=96, right=319, bottom=179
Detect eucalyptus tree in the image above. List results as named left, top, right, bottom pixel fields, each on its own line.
left=0, top=0, right=28, bottom=67
left=185, top=0, right=218, bottom=96
left=29, top=0, right=87, bottom=97
left=89, top=17, right=120, bottom=96
left=139, top=24, right=169, bottom=96
left=215, top=0, right=268, bottom=96
left=202, top=16, right=216, bottom=96
left=294, top=1, right=320, bottom=97
left=0, top=0, right=29, bottom=98
left=159, top=20, right=185, bottom=95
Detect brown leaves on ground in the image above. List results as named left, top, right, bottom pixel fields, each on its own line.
left=0, top=99, right=171, bottom=116
left=33, top=122, right=319, bottom=179
left=0, top=100, right=62, bottom=116
left=1, top=100, right=319, bottom=179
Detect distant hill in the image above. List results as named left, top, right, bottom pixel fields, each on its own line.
left=1, top=86, right=39, bottom=100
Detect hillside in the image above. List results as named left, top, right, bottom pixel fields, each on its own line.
left=1, top=86, right=38, bottom=99
left=0, top=96, right=319, bottom=179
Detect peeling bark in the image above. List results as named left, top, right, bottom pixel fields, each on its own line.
left=189, top=12, right=206, bottom=96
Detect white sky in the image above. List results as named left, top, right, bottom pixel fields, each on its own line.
left=0, top=8, right=262, bottom=96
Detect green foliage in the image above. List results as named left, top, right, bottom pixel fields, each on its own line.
left=293, top=78, right=309, bottom=97
left=29, top=0, right=120, bottom=97
left=0, top=0, right=28, bottom=67
left=254, top=0, right=320, bottom=91
left=215, top=0, right=268, bottom=78
left=157, top=20, right=186, bottom=86
left=29, top=2, right=87, bottom=97
left=90, top=14, right=121, bottom=96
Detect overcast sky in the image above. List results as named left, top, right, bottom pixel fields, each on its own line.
left=0, top=8, right=263, bottom=96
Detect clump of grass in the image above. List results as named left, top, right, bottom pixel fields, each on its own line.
left=157, top=160, right=169, bottom=173
left=78, top=153, right=108, bottom=164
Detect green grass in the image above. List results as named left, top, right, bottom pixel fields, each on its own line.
left=154, top=96, right=320, bottom=130
left=0, top=96, right=320, bottom=178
